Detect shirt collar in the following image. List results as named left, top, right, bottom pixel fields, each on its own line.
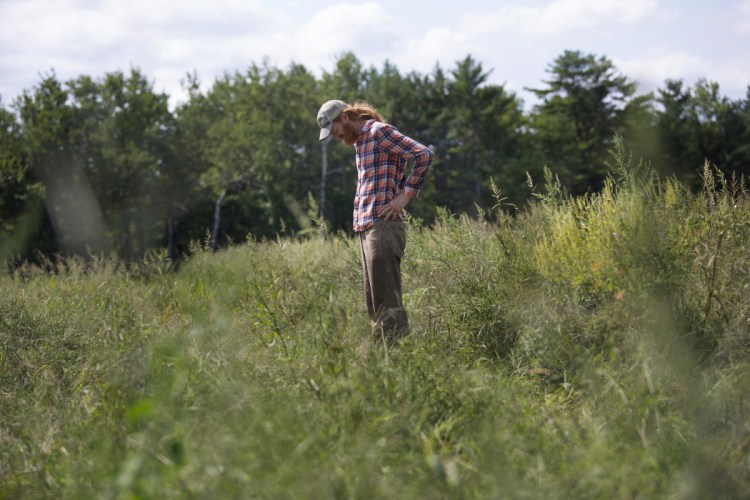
left=355, top=119, right=377, bottom=146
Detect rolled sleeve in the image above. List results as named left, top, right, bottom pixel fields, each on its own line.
left=376, top=125, right=433, bottom=197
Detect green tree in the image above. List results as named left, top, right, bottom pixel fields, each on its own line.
left=194, top=61, right=322, bottom=245
left=528, top=50, right=643, bottom=193
left=18, top=74, right=110, bottom=257
left=445, top=56, right=490, bottom=207
left=434, top=56, right=527, bottom=213
left=264, top=62, right=322, bottom=232
left=0, top=99, right=51, bottom=262
left=67, top=69, right=175, bottom=259
left=197, top=67, right=277, bottom=241
left=652, top=79, right=698, bottom=183
left=689, top=79, right=750, bottom=180
left=168, top=72, right=227, bottom=256
left=656, top=79, right=750, bottom=186
left=408, top=64, right=451, bottom=221
left=363, top=60, right=427, bottom=132
left=0, top=103, right=26, bottom=221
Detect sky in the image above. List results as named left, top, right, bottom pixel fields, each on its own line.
left=1, top=0, right=749, bottom=110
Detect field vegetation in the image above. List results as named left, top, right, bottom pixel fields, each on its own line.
left=2, top=147, right=750, bottom=498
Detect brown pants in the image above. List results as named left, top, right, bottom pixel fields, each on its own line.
left=358, top=219, right=409, bottom=343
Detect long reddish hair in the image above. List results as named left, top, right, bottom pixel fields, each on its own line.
left=340, top=100, right=386, bottom=123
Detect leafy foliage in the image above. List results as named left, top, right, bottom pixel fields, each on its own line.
left=1, top=52, right=749, bottom=264
left=528, top=50, right=643, bottom=193
left=2, top=153, right=750, bottom=497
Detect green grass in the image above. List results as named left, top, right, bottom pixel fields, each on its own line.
left=2, top=148, right=750, bottom=498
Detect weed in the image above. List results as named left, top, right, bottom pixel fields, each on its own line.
left=3, top=150, right=750, bottom=497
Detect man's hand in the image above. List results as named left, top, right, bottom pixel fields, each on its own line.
left=379, top=191, right=411, bottom=221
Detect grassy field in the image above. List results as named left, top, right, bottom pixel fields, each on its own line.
left=2, top=149, right=750, bottom=498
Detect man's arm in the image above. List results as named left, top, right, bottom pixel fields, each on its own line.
left=375, top=125, right=433, bottom=220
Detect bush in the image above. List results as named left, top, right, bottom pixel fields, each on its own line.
left=2, top=150, right=750, bottom=497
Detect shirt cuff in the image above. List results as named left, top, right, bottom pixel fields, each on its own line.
left=404, top=186, right=420, bottom=198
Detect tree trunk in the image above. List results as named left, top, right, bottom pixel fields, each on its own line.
left=211, top=189, right=227, bottom=252
left=320, top=137, right=330, bottom=220
left=167, top=211, right=175, bottom=261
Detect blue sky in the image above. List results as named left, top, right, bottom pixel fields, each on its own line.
left=1, top=0, right=748, bottom=109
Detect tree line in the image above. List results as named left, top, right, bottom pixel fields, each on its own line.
left=1, top=50, right=749, bottom=263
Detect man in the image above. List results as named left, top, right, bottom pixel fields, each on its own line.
left=317, top=99, right=433, bottom=345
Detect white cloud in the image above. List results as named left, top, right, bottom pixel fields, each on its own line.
left=0, top=0, right=283, bottom=101
left=615, top=47, right=750, bottom=98
left=0, top=0, right=747, bottom=109
left=290, top=2, right=395, bottom=68
left=389, top=27, right=478, bottom=76
left=1, top=0, right=278, bottom=51
left=738, top=0, right=750, bottom=33
left=616, top=49, right=702, bottom=93
left=462, top=0, right=659, bottom=36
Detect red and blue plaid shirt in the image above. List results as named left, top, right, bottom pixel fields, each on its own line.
left=352, top=120, right=433, bottom=232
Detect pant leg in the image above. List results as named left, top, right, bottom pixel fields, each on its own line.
left=359, top=231, right=376, bottom=322
left=359, top=219, right=409, bottom=343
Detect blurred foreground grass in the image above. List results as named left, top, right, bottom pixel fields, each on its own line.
left=2, top=149, right=750, bottom=498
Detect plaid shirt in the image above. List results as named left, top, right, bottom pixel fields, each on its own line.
left=352, top=120, right=433, bottom=232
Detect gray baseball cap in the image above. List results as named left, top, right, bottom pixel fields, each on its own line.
left=317, top=100, right=347, bottom=141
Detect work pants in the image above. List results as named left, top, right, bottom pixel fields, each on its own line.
left=358, top=219, right=409, bottom=344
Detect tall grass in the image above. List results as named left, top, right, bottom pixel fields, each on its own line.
left=2, top=145, right=750, bottom=498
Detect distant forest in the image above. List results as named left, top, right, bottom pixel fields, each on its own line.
left=2, top=50, right=749, bottom=263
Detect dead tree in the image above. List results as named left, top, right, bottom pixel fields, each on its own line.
left=210, top=177, right=255, bottom=252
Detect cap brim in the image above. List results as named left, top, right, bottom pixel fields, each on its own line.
left=319, top=125, right=331, bottom=141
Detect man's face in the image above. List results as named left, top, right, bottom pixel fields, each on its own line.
left=331, top=116, right=360, bottom=146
